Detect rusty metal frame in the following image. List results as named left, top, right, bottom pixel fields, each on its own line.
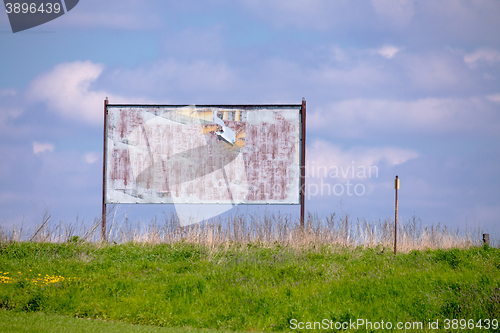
left=105, top=104, right=303, bottom=109
left=101, top=100, right=306, bottom=240
left=102, top=97, right=108, bottom=241
left=300, top=98, right=306, bottom=229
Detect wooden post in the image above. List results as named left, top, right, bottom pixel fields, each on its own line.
left=483, top=233, right=490, bottom=246
left=394, top=175, right=399, bottom=255
left=102, top=97, right=108, bottom=242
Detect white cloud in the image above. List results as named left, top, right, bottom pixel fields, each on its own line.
left=102, top=58, right=238, bottom=104
left=308, top=140, right=418, bottom=180
left=310, top=62, right=391, bottom=92
left=0, top=107, right=23, bottom=126
left=487, top=94, right=500, bottom=103
left=376, top=45, right=400, bottom=59
left=464, top=48, right=500, bottom=69
left=306, top=49, right=473, bottom=97
left=28, top=61, right=145, bottom=125
left=29, top=61, right=105, bottom=124
left=402, top=53, right=466, bottom=91
left=84, top=152, right=98, bottom=164
left=111, top=58, right=235, bottom=93
left=309, top=97, right=500, bottom=138
left=33, top=142, right=55, bottom=155
left=0, top=89, right=22, bottom=127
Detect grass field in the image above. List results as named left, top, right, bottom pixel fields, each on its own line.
left=0, top=310, right=238, bottom=333
left=1, top=240, right=499, bottom=332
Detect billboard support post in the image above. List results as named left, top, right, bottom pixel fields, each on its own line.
left=394, top=175, right=399, bottom=255
left=300, top=98, right=306, bottom=229
left=101, top=97, right=108, bottom=242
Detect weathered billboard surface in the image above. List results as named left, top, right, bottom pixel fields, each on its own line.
left=105, top=105, right=301, bottom=205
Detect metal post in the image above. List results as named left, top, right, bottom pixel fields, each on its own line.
left=483, top=233, right=490, bottom=246
left=394, top=175, right=399, bottom=254
left=102, top=97, right=109, bottom=242
left=300, top=98, right=306, bottom=229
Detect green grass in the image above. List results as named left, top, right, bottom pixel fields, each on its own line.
left=1, top=241, right=499, bottom=332
left=0, top=310, right=238, bottom=332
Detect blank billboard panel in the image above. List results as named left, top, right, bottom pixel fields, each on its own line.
left=105, top=105, right=301, bottom=205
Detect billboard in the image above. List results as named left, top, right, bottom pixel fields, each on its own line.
left=104, top=104, right=303, bottom=207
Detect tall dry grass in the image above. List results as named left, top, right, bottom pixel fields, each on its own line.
left=0, top=207, right=495, bottom=252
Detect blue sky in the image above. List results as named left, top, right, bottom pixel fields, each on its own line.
left=1, top=0, right=499, bottom=234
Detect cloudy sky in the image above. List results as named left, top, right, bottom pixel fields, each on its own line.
left=1, top=0, right=499, bottom=233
